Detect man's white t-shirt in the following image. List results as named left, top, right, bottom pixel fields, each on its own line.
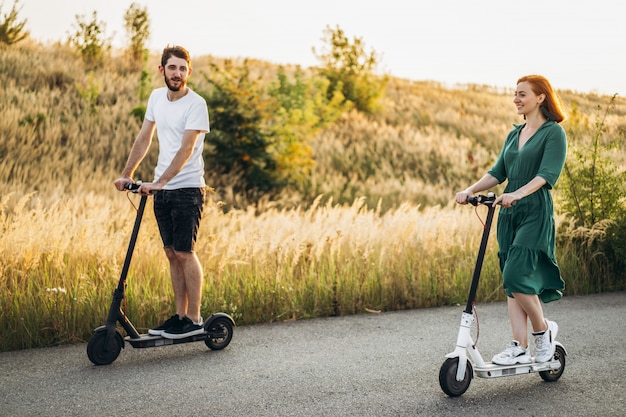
left=145, top=87, right=210, bottom=190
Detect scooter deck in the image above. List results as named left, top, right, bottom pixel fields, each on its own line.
left=126, top=332, right=209, bottom=348
left=474, top=358, right=561, bottom=378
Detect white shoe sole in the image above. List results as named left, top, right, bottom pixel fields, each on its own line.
left=535, top=320, right=559, bottom=362
left=161, top=328, right=205, bottom=340
left=492, top=356, right=532, bottom=366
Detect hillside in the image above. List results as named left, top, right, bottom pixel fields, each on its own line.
left=2, top=40, right=625, bottom=210
left=2, top=41, right=626, bottom=351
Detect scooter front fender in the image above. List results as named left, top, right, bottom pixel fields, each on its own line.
left=445, top=341, right=470, bottom=381
left=93, top=325, right=125, bottom=351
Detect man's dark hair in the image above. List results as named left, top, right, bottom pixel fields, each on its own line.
left=161, top=45, right=191, bottom=68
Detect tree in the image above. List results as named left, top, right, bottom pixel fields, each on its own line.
left=200, top=60, right=349, bottom=203
left=68, top=11, right=111, bottom=69
left=202, top=61, right=280, bottom=199
left=267, top=67, right=349, bottom=185
left=124, top=2, right=150, bottom=70
left=313, top=25, right=388, bottom=114
left=0, top=0, right=29, bottom=45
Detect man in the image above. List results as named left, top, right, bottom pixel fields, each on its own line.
left=114, top=45, right=210, bottom=339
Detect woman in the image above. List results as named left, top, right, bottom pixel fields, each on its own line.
left=455, top=75, right=567, bottom=365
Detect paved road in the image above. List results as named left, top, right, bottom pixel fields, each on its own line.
left=1, top=292, right=625, bottom=417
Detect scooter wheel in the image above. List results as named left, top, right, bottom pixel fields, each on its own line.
left=539, top=345, right=566, bottom=382
left=204, top=316, right=234, bottom=350
left=439, top=357, right=472, bottom=397
left=87, top=328, right=123, bottom=365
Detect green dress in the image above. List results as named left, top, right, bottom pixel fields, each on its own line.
left=488, top=121, right=567, bottom=303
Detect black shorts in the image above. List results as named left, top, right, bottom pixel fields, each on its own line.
left=153, top=188, right=205, bottom=253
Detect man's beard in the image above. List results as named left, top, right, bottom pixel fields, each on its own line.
left=165, top=76, right=184, bottom=92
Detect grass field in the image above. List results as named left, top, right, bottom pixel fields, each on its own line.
left=0, top=191, right=500, bottom=350
left=1, top=189, right=620, bottom=351
left=1, top=41, right=625, bottom=351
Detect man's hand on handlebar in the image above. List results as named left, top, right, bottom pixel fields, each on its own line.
left=134, top=182, right=163, bottom=195
left=114, top=177, right=133, bottom=191
left=114, top=178, right=163, bottom=195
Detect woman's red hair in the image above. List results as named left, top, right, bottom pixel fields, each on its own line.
left=517, top=75, right=566, bottom=123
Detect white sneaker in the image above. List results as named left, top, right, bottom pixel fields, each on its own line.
left=534, top=319, right=558, bottom=362
left=492, top=340, right=531, bottom=365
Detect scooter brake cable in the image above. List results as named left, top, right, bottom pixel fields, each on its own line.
left=474, top=206, right=487, bottom=228
left=126, top=191, right=139, bottom=212
left=472, top=303, right=480, bottom=348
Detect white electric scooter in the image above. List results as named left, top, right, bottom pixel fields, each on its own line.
left=439, top=193, right=566, bottom=397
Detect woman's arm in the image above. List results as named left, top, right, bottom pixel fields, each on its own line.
left=455, top=174, right=501, bottom=204
left=494, top=176, right=547, bottom=208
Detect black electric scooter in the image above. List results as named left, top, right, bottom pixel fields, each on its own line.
left=87, top=182, right=235, bottom=365
left=439, top=193, right=566, bottom=397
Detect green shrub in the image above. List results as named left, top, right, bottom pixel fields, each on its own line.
left=558, top=94, right=626, bottom=292
left=0, top=0, right=28, bottom=45
left=313, top=25, right=388, bottom=115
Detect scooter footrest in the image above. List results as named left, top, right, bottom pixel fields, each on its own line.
left=474, top=359, right=561, bottom=378
left=125, top=333, right=208, bottom=348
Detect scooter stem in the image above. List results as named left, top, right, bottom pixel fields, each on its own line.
left=464, top=201, right=496, bottom=313
left=104, top=195, right=148, bottom=346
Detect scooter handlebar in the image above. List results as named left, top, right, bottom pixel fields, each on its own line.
left=124, top=181, right=142, bottom=192
left=467, top=193, right=496, bottom=206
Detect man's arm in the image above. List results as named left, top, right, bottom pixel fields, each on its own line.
left=114, top=119, right=156, bottom=190
left=140, top=129, right=203, bottom=193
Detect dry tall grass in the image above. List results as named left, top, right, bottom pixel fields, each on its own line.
left=1, top=41, right=625, bottom=351
left=1, top=190, right=504, bottom=350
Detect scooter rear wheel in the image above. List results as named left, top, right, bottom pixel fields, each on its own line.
left=539, top=345, right=566, bottom=382
left=87, top=328, right=123, bottom=365
left=204, top=316, right=234, bottom=350
left=439, top=357, right=473, bottom=397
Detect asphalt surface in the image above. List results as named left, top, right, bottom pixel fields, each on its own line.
left=1, top=291, right=625, bottom=417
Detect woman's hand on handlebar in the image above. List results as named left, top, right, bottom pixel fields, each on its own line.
left=494, top=192, right=521, bottom=208
left=455, top=189, right=474, bottom=205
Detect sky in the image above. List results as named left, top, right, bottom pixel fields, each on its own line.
left=16, top=0, right=626, bottom=96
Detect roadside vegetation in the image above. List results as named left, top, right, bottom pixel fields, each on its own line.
left=1, top=3, right=625, bottom=351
